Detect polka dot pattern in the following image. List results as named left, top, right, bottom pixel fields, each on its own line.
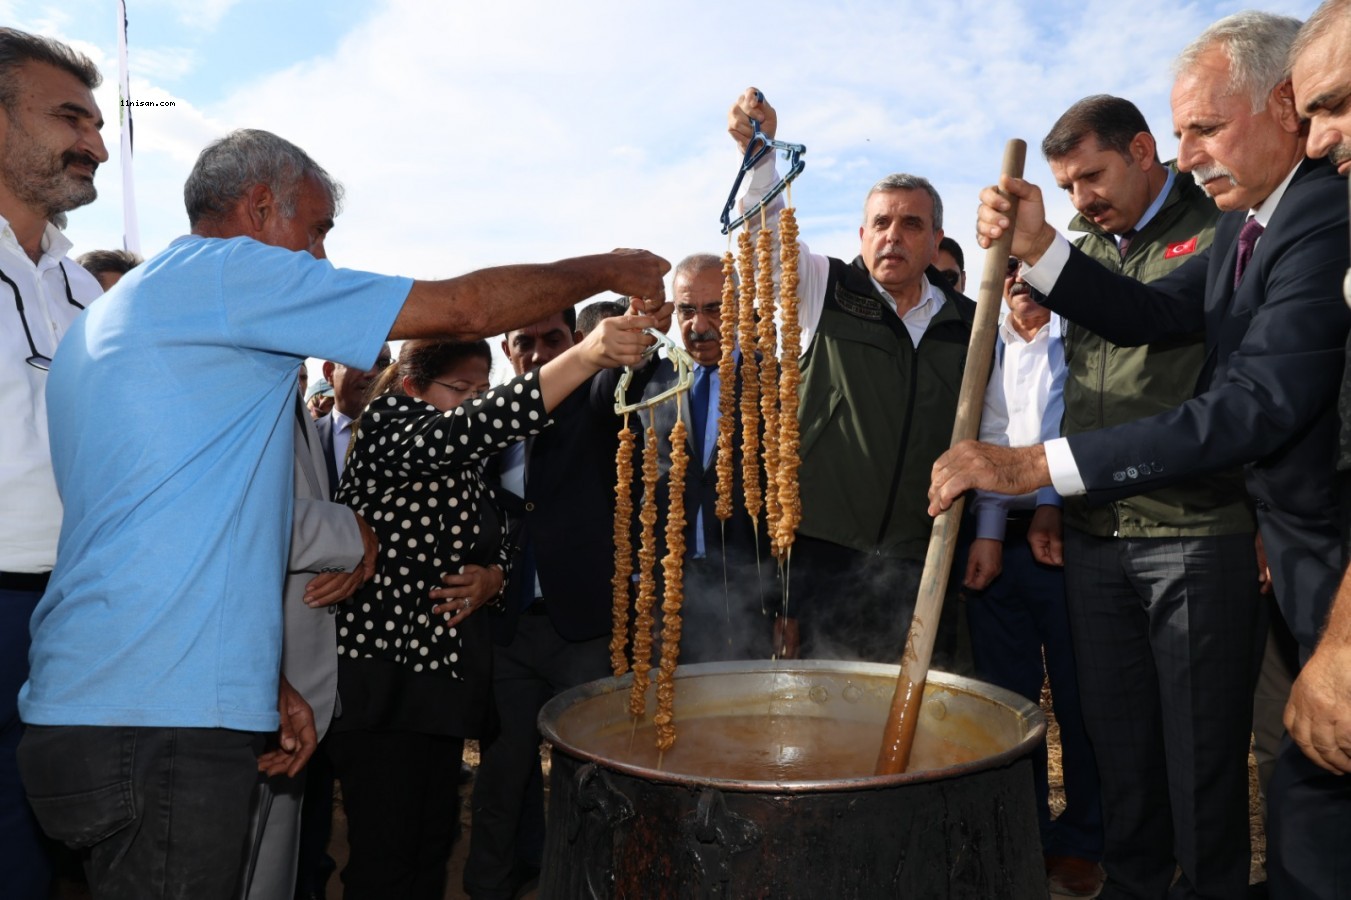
left=331, top=373, right=548, bottom=673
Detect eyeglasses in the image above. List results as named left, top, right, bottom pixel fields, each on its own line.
left=936, top=269, right=962, bottom=288
left=430, top=379, right=486, bottom=399
left=5, top=263, right=84, bottom=371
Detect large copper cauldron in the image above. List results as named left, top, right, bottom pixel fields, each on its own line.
left=537, top=660, right=1047, bottom=899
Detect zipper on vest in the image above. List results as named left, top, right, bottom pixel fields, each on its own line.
left=873, top=349, right=921, bottom=548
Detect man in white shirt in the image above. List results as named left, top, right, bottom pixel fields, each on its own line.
left=931, top=12, right=1350, bottom=898
left=726, top=89, right=975, bottom=663
left=0, top=29, right=106, bottom=900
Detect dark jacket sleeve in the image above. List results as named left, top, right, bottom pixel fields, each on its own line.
left=1043, top=239, right=1211, bottom=348
left=1062, top=166, right=1351, bottom=504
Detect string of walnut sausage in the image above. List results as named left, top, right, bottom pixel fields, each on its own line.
left=736, top=229, right=763, bottom=527
left=775, top=203, right=803, bottom=556
left=627, top=420, right=660, bottom=718
left=715, top=251, right=738, bottom=524
left=755, top=218, right=782, bottom=558
left=654, top=414, right=689, bottom=751
left=609, top=414, right=636, bottom=676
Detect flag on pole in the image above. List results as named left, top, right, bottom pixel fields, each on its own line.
left=117, top=0, right=141, bottom=256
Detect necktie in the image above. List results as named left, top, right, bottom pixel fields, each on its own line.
left=1117, top=229, right=1137, bottom=261
left=1234, top=216, right=1264, bottom=289
left=690, top=365, right=714, bottom=459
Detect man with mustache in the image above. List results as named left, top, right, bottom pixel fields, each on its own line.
left=613, top=253, right=773, bottom=663
left=0, top=29, right=107, bottom=900
left=1036, top=95, right=1259, bottom=899
left=932, top=12, right=1350, bottom=898
left=728, top=88, right=974, bottom=662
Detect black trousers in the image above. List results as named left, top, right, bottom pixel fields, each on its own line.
left=1063, top=529, right=1264, bottom=900
left=326, top=729, right=463, bottom=900
left=18, top=724, right=263, bottom=900
left=464, top=620, right=609, bottom=899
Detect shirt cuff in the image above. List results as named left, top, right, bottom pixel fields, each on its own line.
left=1044, top=437, right=1087, bottom=497
left=972, top=495, right=1008, bottom=542
left=1021, top=232, right=1071, bottom=296
left=1035, top=486, right=1063, bottom=508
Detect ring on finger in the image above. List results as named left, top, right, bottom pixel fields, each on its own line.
left=462, top=597, right=471, bottom=611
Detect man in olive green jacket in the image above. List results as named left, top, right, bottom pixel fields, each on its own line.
left=1037, top=96, right=1264, bottom=899
left=729, top=88, right=973, bottom=662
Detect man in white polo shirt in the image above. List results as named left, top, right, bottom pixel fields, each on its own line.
left=0, top=28, right=106, bottom=900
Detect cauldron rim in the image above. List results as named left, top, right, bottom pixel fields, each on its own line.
left=538, top=660, right=1047, bottom=793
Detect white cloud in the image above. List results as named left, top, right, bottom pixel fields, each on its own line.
left=135, top=0, right=244, bottom=31
left=128, top=46, right=198, bottom=82
left=50, top=0, right=1323, bottom=303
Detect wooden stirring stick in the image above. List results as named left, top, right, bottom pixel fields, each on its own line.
left=875, top=139, right=1027, bottom=775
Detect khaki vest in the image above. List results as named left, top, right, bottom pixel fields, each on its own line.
left=796, top=256, right=974, bottom=559
left=1063, top=170, right=1254, bottom=537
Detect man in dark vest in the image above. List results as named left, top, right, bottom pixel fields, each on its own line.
left=727, top=88, right=975, bottom=663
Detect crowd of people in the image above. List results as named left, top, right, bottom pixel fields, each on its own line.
left=3, top=2, right=1351, bottom=898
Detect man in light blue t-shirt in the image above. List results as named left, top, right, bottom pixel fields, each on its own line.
left=14, top=128, right=669, bottom=900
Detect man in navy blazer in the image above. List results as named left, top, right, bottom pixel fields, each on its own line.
left=614, top=253, right=773, bottom=663
left=930, top=11, right=1350, bottom=899
left=465, top=300, right=672, bottom=900
left=317, top=346, right=392, bottom=488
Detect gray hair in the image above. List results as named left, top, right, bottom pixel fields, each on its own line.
left=1175, top=11, right=1302, bottom=113
left=1290, top=0, right=1351, bottom=69
left=673, top=253, right=725, bottom=285
left=864, top=174, right=943, bottom=231
left=0, top=28, right=101, bottom=113
left=183, top=129, right=344, bottom=227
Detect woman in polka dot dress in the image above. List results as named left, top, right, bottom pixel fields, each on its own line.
left=325, top=312, right=658, bottom=900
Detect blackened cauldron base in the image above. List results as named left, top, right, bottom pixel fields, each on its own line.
left=538, top=661, right=1047, bottom=899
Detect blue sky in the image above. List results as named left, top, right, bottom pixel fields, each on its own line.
left=9, top=0, right=1317, bottom=372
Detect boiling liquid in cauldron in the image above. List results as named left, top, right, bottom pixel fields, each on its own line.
left=587, top=714, right=991, bottom=781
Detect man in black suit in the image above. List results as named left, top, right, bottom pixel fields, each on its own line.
left=618, top=253, right=772, bottom=662
left=317, top=345, right=392, bottom=485
left=464, top=301, right=669, bottom=900
left=930, top=11, right=1350, bottom=899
